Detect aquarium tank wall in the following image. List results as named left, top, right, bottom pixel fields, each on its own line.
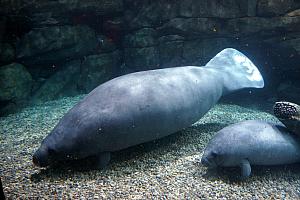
left=1, top=0, right=300, bottom=199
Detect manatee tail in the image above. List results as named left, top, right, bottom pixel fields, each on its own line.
left=205, top=48, right=264, bottom=94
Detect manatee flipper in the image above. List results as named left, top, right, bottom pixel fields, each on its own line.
left=240, top=159, right=251, bottom=179
left=94, top=152, right=111, bottom=169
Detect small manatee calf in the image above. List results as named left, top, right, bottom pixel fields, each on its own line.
left=201, top=120, right=300, bottom=179
left=33, top=48, right=264, bottom=169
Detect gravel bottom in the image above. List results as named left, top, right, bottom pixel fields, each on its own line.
left=1, top=95, right=300, bottom=199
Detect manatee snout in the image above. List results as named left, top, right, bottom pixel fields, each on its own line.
left=201, top=151, right=219, bottom=168
left=32, top=145, right=52, bottom=167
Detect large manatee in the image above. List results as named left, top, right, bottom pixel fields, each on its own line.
left=201, top=120, right=300, bottom=179
left=33, top=48, right=264, bottom=168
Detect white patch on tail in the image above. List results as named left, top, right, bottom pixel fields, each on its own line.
left=205, top=48, right=264, bottom=93
left=232, top=54, right=262, bottom=82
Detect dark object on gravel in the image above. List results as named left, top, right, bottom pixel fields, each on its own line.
left=274, top=101, right=300, bottom=135
left=0, top=177, right=5, bottom=200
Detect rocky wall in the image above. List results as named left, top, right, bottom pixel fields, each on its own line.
left=0, top=0, right=300, bottom=115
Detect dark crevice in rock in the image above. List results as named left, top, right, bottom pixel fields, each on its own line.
left=2, top=15, right=32, bottom=40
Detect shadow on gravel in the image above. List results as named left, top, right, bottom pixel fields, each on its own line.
left=201, top=163, right=300, bottom=183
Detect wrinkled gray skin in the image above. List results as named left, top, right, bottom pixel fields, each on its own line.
left=33, top=48, right=264, bottom=168
left=201, top=120, right=300, bottom=179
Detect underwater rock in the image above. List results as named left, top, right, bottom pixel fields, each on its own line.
left=0, top=43, right=15, bottom=64
left=0, top=0, right=123, bottom=27
left=158, top=18, right=226, bottom=36
left=79, top=51, right=121, bottom=93
left=0, top=63, right=32, bottom=101
left=263, top=33, right=300, bottom=56
left=31, top=60, right=81, bottom=104
left=123, top=0, right=178, bottom=30
left=123, top=0, right=257, bottom=31
left=158, top=35, right=184, bottom=68
left=247, top=0, right=258, bottom=17
left=182, top=38, right=233, bottom=65
left=227, top=16, right=300, bottom=36
left=179, top=0, right=252, bottom=18
left=96, top=34, right=117, bottom=53
left=102, top=17, right=123, bottom=46
left=123, top=28, right=157, bottom=48
left=16, top=25, right=98, bottom=66
left=0, top=17, right=6, bottom=42
left=159, top=15, right=300, bottom=37
left=277, top=81, right=300, bottom=103
left=257, top=0, right=299, bottom=17
left=124, top=47, right=159, bottom=70
left=278, top=35, right=300, bottom=55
